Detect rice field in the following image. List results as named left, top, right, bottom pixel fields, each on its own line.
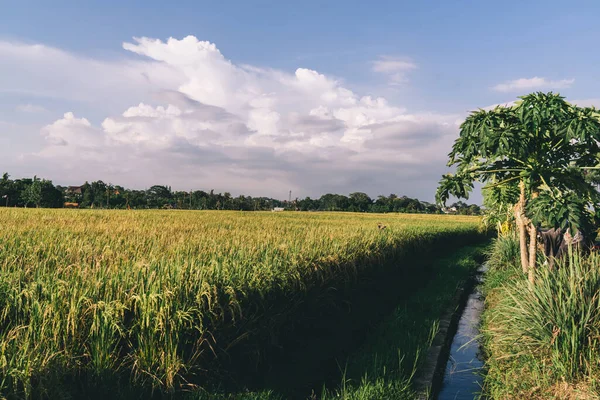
left=0, top=209, right=483, bottom=398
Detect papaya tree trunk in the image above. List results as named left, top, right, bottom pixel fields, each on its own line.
left=527, top=190, right=539, bottom=285
left=515, top=209, right=528, bottom=273
left=515, top=180, right=529, bottom=274
left=528, top=223, right=537, bottom=285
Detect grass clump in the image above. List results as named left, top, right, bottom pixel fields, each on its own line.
left=485, top=231, right=520, bottom=272
left=482, top=236, right=600, bottom=399
left=321, top=244, right=486, bottom=400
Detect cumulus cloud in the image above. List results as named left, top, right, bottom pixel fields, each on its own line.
left=5, top=36, right=460, bottom=200
left=492, top=76, right=574, bottom=92
left=0, top=39, right=183, bottom=111
left=372, top=56, right=417, bottom=85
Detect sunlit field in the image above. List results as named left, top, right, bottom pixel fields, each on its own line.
left=0, top=209, right=483, bottom=398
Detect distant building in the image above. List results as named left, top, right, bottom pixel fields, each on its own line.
left=442, top=206, right=457, bottom=214
left=65, top=186, right=83, bottom=195
left=272, top=207, right=285, bottom=212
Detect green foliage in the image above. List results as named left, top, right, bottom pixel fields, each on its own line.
left=183, top=391, right=283, bottom=400
left=485, top=232, right=521, bottom=271
left=482, top=180, right=520, bottom=211
left=435, top=173, right=474, bottom=205
left=39, top=179, right=63, bottom=208
left=482, top=239, right=600, bottom=399
left=0, top=174, right=62, bottom=208
left=0, top=209, right=483, bottom=398
left=447, top=201, right=482, bottom=215
left=20, top=176, right=42, bottom=207
left=483, top=245, right=600, bottom=398
left=321, top=245, right=486, bottom=400
left=146, top=185, right=173, bottom=208
left=528, top=190, right=598, bottom=239
left=2, top=172, right=481, bottom=214
left=437, top=92, right=600, bottom=233
left=349, top=192, right=373, bottom=212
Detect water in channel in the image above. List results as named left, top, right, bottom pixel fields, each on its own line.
left=437, top=267, right=486, bottom=400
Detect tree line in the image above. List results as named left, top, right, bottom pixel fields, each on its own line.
left=0, top=172, right=481, bottom=214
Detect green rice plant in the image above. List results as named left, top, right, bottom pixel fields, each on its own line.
left=0, top=209, right=484, bottom=398
left=320, top=245, right=486, bottom=400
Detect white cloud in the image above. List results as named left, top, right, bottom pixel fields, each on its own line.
left=4, top=36, right=459, bottom=200
left=372, top=56, right=417, bottom=85
left=0, top=39, right=183, bottom=110
left=492, top=76, right=574, bottom=92
left=16, top=104, right=48, bottom=113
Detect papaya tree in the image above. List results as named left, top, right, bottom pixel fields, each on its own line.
left=437, top=92, right=600, bottom=283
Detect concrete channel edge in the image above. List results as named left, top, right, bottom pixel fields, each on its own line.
left=413, top=267, right=481, bottom=400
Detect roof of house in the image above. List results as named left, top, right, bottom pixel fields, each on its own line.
left=66, top=186, right=83, bottom=194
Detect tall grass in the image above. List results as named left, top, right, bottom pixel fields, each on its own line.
left=485, top=231, right=520, bottom=272
left=483, top=236, right=600, bottom=398
left=320, top=245, right=486, bottom=400
left=0, top=209, right=483, bottom=398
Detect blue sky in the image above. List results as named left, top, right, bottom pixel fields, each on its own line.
left=1, top=0, right=599, bottom=201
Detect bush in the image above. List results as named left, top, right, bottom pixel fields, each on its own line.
left=486, top=232, right=520, bottom=272
left=483, top=249, right=600, bottom=397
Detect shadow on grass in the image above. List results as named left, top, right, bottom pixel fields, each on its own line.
left=16, top=234, right=489, bottom=400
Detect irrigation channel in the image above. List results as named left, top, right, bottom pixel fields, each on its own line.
left=436, top=265, right=486, bottom=399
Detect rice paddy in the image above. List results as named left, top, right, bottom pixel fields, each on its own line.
left=0, top=208, right=483, bottom=398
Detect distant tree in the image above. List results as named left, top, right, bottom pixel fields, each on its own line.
left=0, top=173, right=12, bottom=206
left=1, top=172, right=444, bottom=214
left=146, top=185, right=172, bottom=208
left=298, top=196, right=320, bottom=211
left=21, top=176, right=42, bottom=208
left=319, top=193, right=350, bottom=211
left=80, top=181, right=109, bottom=208
left=39, top=180, right=63, bottom=208
left=127, top=190, right=147, bottom=209
left=373, top=195, right=390, bottom=213
left=349, top=192, right=373, bottom=212
left=223, top=192, right=233, bottom=210
left=404, top=198, right=424, bottom=213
